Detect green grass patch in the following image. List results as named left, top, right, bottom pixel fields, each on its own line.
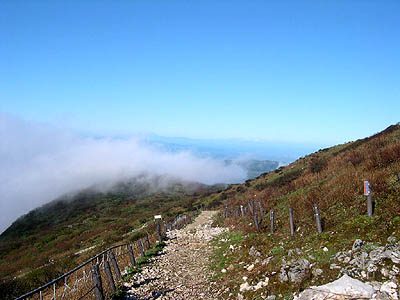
left=210, top=231, right=243, bottom=279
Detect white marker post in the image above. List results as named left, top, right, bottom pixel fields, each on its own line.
left=364, top=180, right=373, bottom=217
left=154, top=215, right=163, bottom=241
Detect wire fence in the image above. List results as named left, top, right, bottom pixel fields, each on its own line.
left=15, top=214, right=192, bottom=300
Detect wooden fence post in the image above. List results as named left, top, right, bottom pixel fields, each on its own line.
left=289, top=208, right=295, bottom=236
left=248, top=200, right=254, bottom=216
left=270, top=209, right=275, bottom=234
left=128, top=244, right=136, bottom=266
left=253, top=212, right=260, bottom=231
left=109, top=251, right=122, bottom=281
left=104, top=260, right=116, bottom=293
left=313, top=204, right=323, bottom=233
left=257, top=201, right=265, bottom=218
left=137, top=239, right=145, bottom=257
left=145, top=235, right=151, bottom=248
left=91, top=264, right=104, bottom=300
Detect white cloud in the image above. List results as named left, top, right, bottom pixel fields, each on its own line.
left=0, top=114, right=246, bottom=232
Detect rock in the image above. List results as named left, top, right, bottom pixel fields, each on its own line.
left=352, top=239, right=364, bottom=251
left=287, top=259, right=310, bottom=283
left=288, top=248, right=302, bottom=257
left=221, top=268, right=227, bottom=273
left=279, top=267, right=289, bottom=283
left=265, top=295, right=276, bottom=300
left=239, top=282, right=251, bottom=292
left=261, top=256, right=272, bottom=265
left=249, top=246, right=261, bottom=257
left=294, top=274, right=375, bottom=300
left=312, top=268, right=323, bottom=277
left=247, top=264, right=255, bottom=271
left=374, top=291, right=392, bottom=300
left=381, top=267, right=390, bottom=277
left=330, top=263, right=341, bottom=270
left=380, top=281, right=398, bottom=300
left=322, top=247, right=329, bottom=252
left=387, top=236, right=397, bottom=244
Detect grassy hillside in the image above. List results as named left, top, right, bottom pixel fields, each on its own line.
left=0, top=174, right=223, bottom=298
left=205, top=124, right=400, bottom=298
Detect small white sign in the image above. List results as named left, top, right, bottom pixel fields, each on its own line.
left=363, top=180, right=371, bottom=196
left=154, top=215, right=162, bottom=220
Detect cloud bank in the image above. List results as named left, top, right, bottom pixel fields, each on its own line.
left=0, top=114, right=246, bottom=232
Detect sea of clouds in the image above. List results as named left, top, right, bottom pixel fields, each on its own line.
left=0, top=114, right=247, bottom=233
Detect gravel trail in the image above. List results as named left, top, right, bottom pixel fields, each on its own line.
left=123, top=211, right=226, bottom=300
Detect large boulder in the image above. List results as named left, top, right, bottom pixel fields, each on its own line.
left=294, top=274, right=375, bottom=300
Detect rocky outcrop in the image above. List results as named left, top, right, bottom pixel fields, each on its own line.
left=334, top=237, right=400, bottom=281
left=294, top=274, right=398, bottom=300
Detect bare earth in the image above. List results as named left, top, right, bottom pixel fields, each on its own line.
left=124, top=211, right=226, bottom=300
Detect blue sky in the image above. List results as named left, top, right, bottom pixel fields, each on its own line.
left=1, top=0, right=399, bottom=145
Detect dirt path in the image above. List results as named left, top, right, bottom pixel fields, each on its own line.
left=123, top=211, right=226, bottom=300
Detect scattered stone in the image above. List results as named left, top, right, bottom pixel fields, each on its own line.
left=247, top=264, right=255, bottom=271
left=239, top=282, right=251, bottom=292
left=387, top=236, right=397, bottom=244
left=312, top=268, right=323, bottom=277
left=352, top=239, right=364, bottom=251
left=380, top=281, right=398, bottom=300
left=279, top=258, right=310, bottom=284
left=249, top=246, right=261, bottom=257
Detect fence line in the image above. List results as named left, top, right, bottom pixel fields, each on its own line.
left=223, top=180, right=376, bottom=235
left=16, top=213, right=193, bottom=300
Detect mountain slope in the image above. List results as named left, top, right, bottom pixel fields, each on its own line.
left=205, top=124, right=400, bottom=299
left=0, top=174, right=223, bottom=297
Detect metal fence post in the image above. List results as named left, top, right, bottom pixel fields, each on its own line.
left=367, top=194, right=373, bottom=217
left=289, top=207, right=295, bottom=236
left=313, top=204, right=323, bottom=233
left=270, top=209, right=275, bottom=234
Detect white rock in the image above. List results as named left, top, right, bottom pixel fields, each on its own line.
left=380, top=281, right=398, bottom=300
left=221, top=268, right=227, bottom=273
left=247, top=264, right=255, bottom=271
left=294, top=274, right=375, bottom=300
left=239, top=282, right=251, bottom=292
left=322, top=247, right=329, bottom=252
